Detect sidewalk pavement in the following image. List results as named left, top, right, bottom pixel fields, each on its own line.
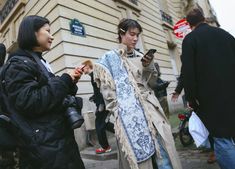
left=83, top=149, right=220, bottom=169
left=179, top=149, right=220, bottom=169
left=83, top=159, right=118, bottom=169
left=82, top=138, right=220, bottom=169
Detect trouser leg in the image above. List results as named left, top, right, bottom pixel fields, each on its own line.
left=214, top=137, right=235, bottom=169
left=95, top=111, right=110, bottom=148
left=154, top=136, right=173, bottom=169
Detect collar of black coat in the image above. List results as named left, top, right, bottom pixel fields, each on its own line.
left=194, top=22, right=208, bottom=30
left=8, top=49, right=45, bottom=62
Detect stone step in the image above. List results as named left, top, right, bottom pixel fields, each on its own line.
left=81, top=126, right=179, bottom=161
left=81, top=147, right=118, bottom=161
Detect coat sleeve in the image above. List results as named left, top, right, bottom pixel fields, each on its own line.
left=143, top=60, right=159, bottom=89
left=181, top=35, right=199, bottom=109
left=4, top=59, right=76, bottom=116
left=93, top=64, right=117, bottom=115
left=174, top=68, right=184, bottom=94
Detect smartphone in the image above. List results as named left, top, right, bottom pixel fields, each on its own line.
left=79, top=64, right=86, bottom=71
left=141, top=49, right=157, bottom=62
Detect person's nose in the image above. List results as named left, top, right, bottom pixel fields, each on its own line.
left=50, top=34, right=54, bottom=41
left=133, top=35, right=138, bottom=42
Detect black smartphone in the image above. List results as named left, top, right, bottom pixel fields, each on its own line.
left=141, top=49, right=157, bottom=62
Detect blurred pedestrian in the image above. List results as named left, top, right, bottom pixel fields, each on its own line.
left=153, top=62, right=170, bottom=119
left=82, top=63, right=115, bottom=154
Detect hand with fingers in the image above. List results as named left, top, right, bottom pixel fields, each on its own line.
left=141, top=54, right=154, bottom=67
left=141, top=49, right=156, bottom=67
left=171, top=91, right=180, bottom=102
left=69, top=67, right=83, bottom=83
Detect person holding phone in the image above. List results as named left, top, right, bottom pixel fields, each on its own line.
left=93, top=19, right=182, bottom=169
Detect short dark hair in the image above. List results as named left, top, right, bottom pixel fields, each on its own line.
left=17, top=15, right=50, bottom=50
left=186, top=8, right=205, bottom=27
left=117, top=19, right=142, bottom=43
left=0, top=43, right=6, bottom=66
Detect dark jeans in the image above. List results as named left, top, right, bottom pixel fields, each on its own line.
left=95, top=110, right=114, bottom=149
left=213, top=137, right=235, bottom=169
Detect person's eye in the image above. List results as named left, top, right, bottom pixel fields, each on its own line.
left=130, top=33, right=135, bottom=36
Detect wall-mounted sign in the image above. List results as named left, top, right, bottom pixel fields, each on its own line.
left=173, top=19, right=191, bottom=39
left=70, top=19, right=86, bottom=37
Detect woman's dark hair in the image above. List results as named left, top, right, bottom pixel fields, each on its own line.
left=186, top=8, right=205, bottom=27
left=117, top=18, right=142, bottom=43
left=17, top=15, right=50, bottom=50
left=0, top=43, right=6, bottom=66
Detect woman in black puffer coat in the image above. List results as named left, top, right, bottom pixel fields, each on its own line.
left=0, top=15, right=85, bottom=169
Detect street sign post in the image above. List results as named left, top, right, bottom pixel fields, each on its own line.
left=173, top=19, right=191, bottom=39
left=70, top=19, right=86, bottom=37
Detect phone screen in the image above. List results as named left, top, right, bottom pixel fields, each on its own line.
left=146, top=49, right=157, bottom=56
left=141, top=49, right=157, bottom=62
left=79, top=64, right=86, bottom=71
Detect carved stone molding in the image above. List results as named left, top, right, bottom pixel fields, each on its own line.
left=0, top=0, right=26, bottom=32
left=0, top=0, right=19, bottom=23
left=181, top=0, right=195, bottom=17
left=114, top=0, right=141, bottom=13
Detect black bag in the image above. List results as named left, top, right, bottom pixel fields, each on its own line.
left=0, top=114, right=18, bottom=150
left=0, top=66, right=19, bottom=150
left=0, top=58, right=45, bottom=165
left=156, top=78, right=170, bottom=90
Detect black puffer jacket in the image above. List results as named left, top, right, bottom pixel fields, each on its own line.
left=0, top=49, right=85, bottom=169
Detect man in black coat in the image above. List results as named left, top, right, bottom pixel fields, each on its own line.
left=181, top=8, right=235, bottom=169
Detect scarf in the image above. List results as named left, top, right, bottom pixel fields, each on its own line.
left=95, top=50, right=155, bottom=163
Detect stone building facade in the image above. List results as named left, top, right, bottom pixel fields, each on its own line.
left=0, top=0, right=218, bottom=149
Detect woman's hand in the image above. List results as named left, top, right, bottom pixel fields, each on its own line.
left=69, top=68, right=83, bottom=83
left=82, top=65, right=92, bottom=75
